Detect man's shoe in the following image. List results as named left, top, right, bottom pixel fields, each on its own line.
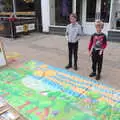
left=96, top=74, right=101, bottom=80
left=74, top=65, right=78, bottom=71
left=65, top=65, right=72, bottom=69
left=89, top=72, right=96, bottom=77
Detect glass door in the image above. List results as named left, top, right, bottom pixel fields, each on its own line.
left=86, top=0, right=111, bottom=23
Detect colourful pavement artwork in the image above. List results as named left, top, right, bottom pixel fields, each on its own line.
left=0, top=60, right=120, bottom=120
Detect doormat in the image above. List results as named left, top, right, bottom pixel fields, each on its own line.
left=0, top=60, right=120, bottom=120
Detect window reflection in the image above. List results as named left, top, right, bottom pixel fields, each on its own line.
left=86, top=0, right=96, bottom=22
left=100, top=0, right=111, bottom=22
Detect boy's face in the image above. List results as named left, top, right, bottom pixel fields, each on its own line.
left=69, top=16, right=76, bottom=24
left=95, top=25, right=102, bottom=33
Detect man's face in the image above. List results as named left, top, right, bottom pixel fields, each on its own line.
left=95, top=25, right=102, bottom=33
left=69, top=16, right=76, bottom=24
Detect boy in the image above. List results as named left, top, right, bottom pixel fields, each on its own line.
left=88, top=20, right=107, bottom=80
left=65, top=13, right=81, bottom=70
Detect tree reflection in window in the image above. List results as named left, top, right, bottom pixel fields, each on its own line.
left=0, top=0, right=13, bottom=12
left=16, top=0, right=34, bottom=12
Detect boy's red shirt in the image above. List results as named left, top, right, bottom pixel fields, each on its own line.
left=88, top=33, right=107, bottom=52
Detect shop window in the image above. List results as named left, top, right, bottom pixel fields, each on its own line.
left=116, top=19, right=120, bottom=29
left=16, top=0, right=34, bottom=12
left=100, top=0, right=111, bottom=22
left=0, top=0, right=35, bottom=16
left=55, top=0, right=72, bottom=26
left=86, top=0, right=96, bottom=22
left=76, top=0, right=82, bottom=24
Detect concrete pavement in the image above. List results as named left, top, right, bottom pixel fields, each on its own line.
left=1, top=33, right=120, bottom=90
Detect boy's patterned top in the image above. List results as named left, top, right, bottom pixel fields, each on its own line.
left=88, top=33, right=107, bottom=52
left=66, top=23, right=82, bottom=43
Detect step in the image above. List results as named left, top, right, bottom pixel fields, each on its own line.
left=108, top=36, right=120, bottom=42
left=108, top=30, right=120, bottom=42
left=49, top=31, right=65, bottom=36
left=108, top=32, right=120, bottom=37
left=49, top=26, right=66, bottom=35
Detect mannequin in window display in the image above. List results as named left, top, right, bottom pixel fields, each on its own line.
left=61, top=0, right=69, bottom=16
left=56, top=0, right=72, bottom=25
left=61, top=0, right=69, bottom=22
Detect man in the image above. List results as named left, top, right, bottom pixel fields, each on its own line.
left=65, top=13, right=82, bottom=70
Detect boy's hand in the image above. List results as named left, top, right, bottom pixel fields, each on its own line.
left=89, top=51, right=92, bottom=56
left=65, top=35, right=69, bottom=41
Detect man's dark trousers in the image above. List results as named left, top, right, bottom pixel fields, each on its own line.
left=68, top=41, right=78, bottom=66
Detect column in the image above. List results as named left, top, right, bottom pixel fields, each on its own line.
left=12, top=0, right=16, bottom=17
left=82, top=0, right=86, bottom=24
left=50, top=0, right=55, bottom=25
left=109, top=0, right=114, bottom=29
left=96, top=0, right=101, bottom=19
left=41, top=0, right=50, bottom=32
left=73, top=0, right=76, bottom=13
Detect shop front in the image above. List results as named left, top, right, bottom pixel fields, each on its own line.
left=48, top=0, right=112, bottom=35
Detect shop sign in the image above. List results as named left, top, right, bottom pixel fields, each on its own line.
left=28, top=24, right=35, bottom=30
left=16, top=25, right=24, bottom=33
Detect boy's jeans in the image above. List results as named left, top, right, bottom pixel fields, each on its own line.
left=68, top=41, right=78, bottom=66
left=92, top=49, right=103, bottom=75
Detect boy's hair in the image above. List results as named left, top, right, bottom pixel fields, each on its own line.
left=69, top=13, right=77, bottom=19
left=95, top=20, right=104, bottom=29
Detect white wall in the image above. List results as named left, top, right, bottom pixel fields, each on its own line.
left=41, top=0, right=50, bottom=32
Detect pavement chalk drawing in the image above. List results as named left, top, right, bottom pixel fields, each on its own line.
left=0, top=60, right=120, bottom=120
